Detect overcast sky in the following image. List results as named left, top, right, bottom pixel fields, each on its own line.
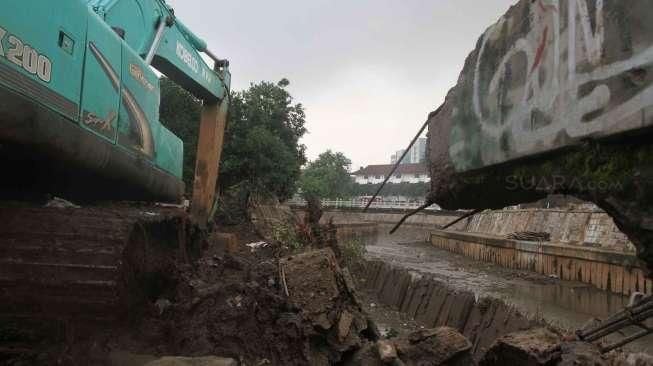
left=166, top=0, right=516, bottom=170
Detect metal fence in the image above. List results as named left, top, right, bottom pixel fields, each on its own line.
left=287, top=199, right=441, bottom=211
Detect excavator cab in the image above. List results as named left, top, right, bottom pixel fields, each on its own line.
left=0, top=0, right=229, bottom=223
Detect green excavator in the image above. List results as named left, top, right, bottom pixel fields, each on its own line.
left=0, top=0, right=230, bottom=330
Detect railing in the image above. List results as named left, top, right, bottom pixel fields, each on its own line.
left=287, top=199, right=441, bottom=211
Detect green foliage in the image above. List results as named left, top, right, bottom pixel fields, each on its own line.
left=221, top=80, right=307, bottom=200
left=300, top=150, right=355, bottom=199
left=159, top=78, right=202, bottom=189
left=272, top=222, right=303, bottom=251
left=159, top=78, right=307, bottom=200
left=340, top=238, right=366, bottom=268
left=353, top=182, right=429, bottom=199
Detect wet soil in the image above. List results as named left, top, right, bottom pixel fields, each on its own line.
left=363, top=225, right=653, bottom=353
left=359, top=289, right=423, bottom=339
left=1, top=219, right=380, bottom=366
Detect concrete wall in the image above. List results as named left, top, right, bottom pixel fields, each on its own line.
left=431, top=230, right=652, bottom=297
left=433, top=0, right=653, bottom=172
left=463, top=209, right=636, bottom=253
left=321, top=210, right=459, bottom=228
left=424, top=0, right=653, bottom=275
left=326, top=208, right=647, bottom=296
left=317, top=208, right=635, bottom=253
left=334, top=223, right=379, bottom=246
left=356, top=260, right=537, bottom=361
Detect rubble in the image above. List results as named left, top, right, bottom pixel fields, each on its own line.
left=557, top=342, right=606, bottom=366
left=376, top=340, right=398, bottom=363
left=479, top=328, right=561, bottom=366
left=145, top=356, right=238, bottom=366
left=279, top=248, right=373, bottom=362
left=612, top=353, right=653, bottom=366
left=3, top=201, right=651, bottom=365
left=394, top=327, right=473, bottom=366
left=346, top=327, right=473, bottom=366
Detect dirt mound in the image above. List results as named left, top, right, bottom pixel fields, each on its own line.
left=137, top=246, right=374, bottom=365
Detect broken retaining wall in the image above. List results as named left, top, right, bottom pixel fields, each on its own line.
left=317, top=209, right=461, bottom=228
left=356, top=261, right=537, bottom=361
left=463, top=208, right=636, bottom=253
left=319, top=207, right=635, bottom=253
left=426, top=0, right=653, bottom=274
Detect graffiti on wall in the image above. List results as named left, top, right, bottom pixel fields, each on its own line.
left=449, top=0, right=653, bottom=172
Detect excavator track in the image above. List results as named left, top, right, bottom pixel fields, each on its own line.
left=0, top=205, right=188, bottom=344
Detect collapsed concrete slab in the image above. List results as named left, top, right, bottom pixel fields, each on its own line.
left=426, top=0, right=653, bottom=273
left=346, top=327, right=473, bottom=366
left=479, top=328, right=561, bottom=366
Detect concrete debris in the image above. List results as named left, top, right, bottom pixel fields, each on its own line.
left=155, top=298, right=173, bottom=315
left=246, top=241, right=269, bottom=249
left=395, top=327, right=473, bottom=366
left=44, top=196, right=80, bottom=208
left=144, top=356, right=238, bottom=366
left=345, top=327, right=472, bottom=366
left=226, top=295, right=243, bottom=308
left=274, top=248, right=376, bottom=362
left=280, top=249, right=344, bottom=319
left=339, top=310, right=355, bottom=341
left=557, top=342, right=606, bottom=366
left=376, top=340, right=398, bottom=363
left=479, top=328, right=561, bottom=366
left=612, top=353, right=653, bottom=366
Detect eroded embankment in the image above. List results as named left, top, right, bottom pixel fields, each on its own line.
left=354, top=260, right=538, bottom=361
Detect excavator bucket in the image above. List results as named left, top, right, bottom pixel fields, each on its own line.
left=191, top=95, right=229, bottom=226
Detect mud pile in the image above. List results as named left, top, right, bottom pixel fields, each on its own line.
left=3, top=202, right=651, bottom=366
left=160, top=247, right=375, bottom=365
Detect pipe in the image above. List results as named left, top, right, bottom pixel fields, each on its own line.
left=145, top=16, right=168, bottom=65
left=364, top=120, right=429, bottom=211
left=441, top=209, right=483, bottom=230
left=363, top=104, right=443, bottom=212
left=389, top=202, right=434, bottom=234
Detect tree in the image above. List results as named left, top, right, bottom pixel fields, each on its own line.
left=159, top=77, right=202, bottom=190
left=220, top=80, right=307, bottom=200
left=300, top=151, right=354, bottom=199
left=159, top=78, right=307, bottom=201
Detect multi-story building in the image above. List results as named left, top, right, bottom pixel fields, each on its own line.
left=390, top=138, right=426, bottom=165
left=390, top=149, right=406, bottom=164
left=351, top=163, right=430, bottom=185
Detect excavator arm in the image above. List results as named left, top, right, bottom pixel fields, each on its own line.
left=89, top=0, right=231, bottom=225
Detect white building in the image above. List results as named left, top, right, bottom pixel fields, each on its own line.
left=351, top=163, right=430, bottom=185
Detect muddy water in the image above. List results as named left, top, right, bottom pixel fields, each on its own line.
left=363, top=225, right=653, bottom=351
